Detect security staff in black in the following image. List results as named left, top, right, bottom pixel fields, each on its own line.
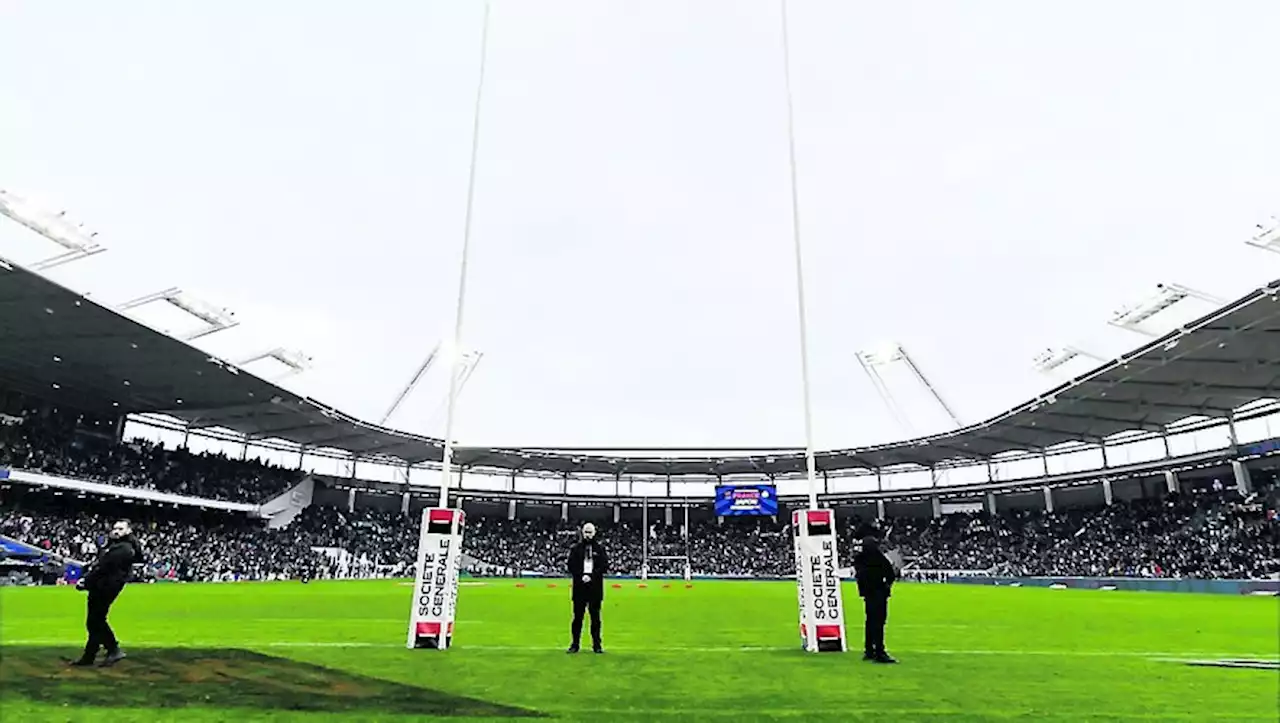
left=566, top=522, right=608, bottom=654
left=853, top=529, right=897, bottom=664
left=70, top=519, right=143, bottom=667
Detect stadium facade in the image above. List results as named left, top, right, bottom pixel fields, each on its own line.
left=1, top=256, right=1280, bottom=517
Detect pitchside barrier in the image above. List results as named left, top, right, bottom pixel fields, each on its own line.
left=950, top=575, right=1280, bottom=596
left=464, top=573, right=1278, bottom=596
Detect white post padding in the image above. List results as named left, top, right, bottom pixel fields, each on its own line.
left=793, top=508, right=848, bottom=653
left=406, top=508, right=466, bottom=650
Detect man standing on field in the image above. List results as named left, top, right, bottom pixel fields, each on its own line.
left=853, top=526, right=897, bottom=664
left=566, top=522, right=608, bottom=654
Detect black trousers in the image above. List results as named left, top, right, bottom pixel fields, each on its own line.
left=863, top=595, right=889, bottom=654
left=82, top=586, right=122, bottom=659
left=570, top=597, right=602, bottom=648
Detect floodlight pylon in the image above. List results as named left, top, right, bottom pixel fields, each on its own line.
left=1107, top=283, right=1226, bottom=337
left=856, top=350, right=914, bottom=435
left=1032, top=345, right=1107, bottom=374
left=857, top=342, right=964, bottom=433
left=119, top=288, right=240, bottom=341
left=425, top=350, right=483, bottom=428
left=234, top=347, right=313, bottom=381
left=0, top=188, right=107, bottom=270
left=1244, top=216, right=1280, bottom=254
left=380, top=343, right=442, bottom=426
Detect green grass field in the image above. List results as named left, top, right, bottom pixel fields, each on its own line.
left=1, top=579, right=1276, bottom=721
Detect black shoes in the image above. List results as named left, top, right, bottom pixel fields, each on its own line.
left=66, top=657, right=95, bottom=667
left=863, top=650, right=897, bottom=664
left=566, top=644, right=604, bottom=654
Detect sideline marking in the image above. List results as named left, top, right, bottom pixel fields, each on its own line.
left=1152, top=657, right=1280, bottom=670
left=2, top=639, right=1275, bottom=661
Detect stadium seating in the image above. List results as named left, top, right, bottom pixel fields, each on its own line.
left=2, top=481, right=1276, bottom=584
left=0, top=413, right=299, bottom=503
left=2, top=408, right=1277, bottom=584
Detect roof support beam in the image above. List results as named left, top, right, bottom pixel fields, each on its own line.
left=1119, top=378, right=1280, bottom=397
left=929, top=442, right=990, bottom=461
left=997, top=425, right=1084, bottom=447
left=239, top=421, right=324, bottom=438
left=1042, top=410, right=1165, bottom=433
left=301, top=430, right=376, bottom=448
left=1082, top=396, right=1235, bottom=418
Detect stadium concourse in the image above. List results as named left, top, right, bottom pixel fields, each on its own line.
left=1, top=262, right=1280, bottom=586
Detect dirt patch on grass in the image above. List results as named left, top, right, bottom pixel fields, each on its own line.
left=0, top=646, right=543, bottom=717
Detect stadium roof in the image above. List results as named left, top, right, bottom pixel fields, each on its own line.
left=2, top=257, right=1280, bottom=477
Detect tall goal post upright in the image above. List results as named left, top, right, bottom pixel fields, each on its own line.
left=407, top=0, right=493, bottom=651
left=779, top=0, right=847, bottom=653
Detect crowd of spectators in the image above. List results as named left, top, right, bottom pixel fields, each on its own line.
left=885, top=488, right=1280, bottom=579
left=2, top=481, right=1275, bottom=584
left=0, top=499, right=327, bottom=583
left=0, top=413, right=299, bottom=503
left=1, top=405, right=1276, bottom=583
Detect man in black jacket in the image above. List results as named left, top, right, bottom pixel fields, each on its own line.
left=566, top=522, right=608, bottom=654
left=70, top=519, right=143, bottom=667
left=853, top=526, right=897, bottom=664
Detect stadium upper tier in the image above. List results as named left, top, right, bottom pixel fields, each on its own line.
left=2, top=258, right=1280, bottom=477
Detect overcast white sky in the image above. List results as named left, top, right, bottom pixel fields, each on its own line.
left=2, top=0, right=1278, bottom=451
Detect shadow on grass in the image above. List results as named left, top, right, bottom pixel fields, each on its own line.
left=0, top=646, right=543, bottom=717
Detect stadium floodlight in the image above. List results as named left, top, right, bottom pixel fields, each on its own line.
left=1032, top=345, right=1107, bottom=374
left=0, top=188, right=107, bottom=270
left=380, top=343, right=442, bottom=426
left=857, top=341, right=964, bottom=430
left=381, top=343, right=485, bottom=428
left=857, top=342, right=906, bottom=367
left=1244, top=216, right=1280, bottom=254
left=234, top=347, right=313, bottom=381
left=1107, top=283, right=1226, bottom=337
left=856, top=346, right=915, bottom=435
left=426, top=350, right=484, bottom=427
left=408, top=0, right=492, bottom=654
left=119, top=288, right=239, bottom=341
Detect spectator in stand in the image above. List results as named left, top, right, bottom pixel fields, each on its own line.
left=0, top=412, right=299, bottom=503
left=1, top=429, right=1276, bottom=584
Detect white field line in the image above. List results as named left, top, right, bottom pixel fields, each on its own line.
left=1, top=639, right=1275, bottom=661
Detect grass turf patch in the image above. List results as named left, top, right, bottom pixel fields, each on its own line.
left=0, top=646, right=541, bottom=717
left=1, top=579, right=1276, bottom=721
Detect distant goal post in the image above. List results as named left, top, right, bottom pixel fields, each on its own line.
left=641, top=555, right=692, bottom=582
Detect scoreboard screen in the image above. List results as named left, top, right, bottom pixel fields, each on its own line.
left=715, top=484, right=779, bottom=516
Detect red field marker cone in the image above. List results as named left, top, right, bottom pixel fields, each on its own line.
left=547, top=583, right=557, bottom=588
left=684, top=584, right=694, bottom=589
left=515, top=583, right=526, bottom=588
left=662, top=584, right=672, bottom=589
left=637, top=584, right=647, bottom=589
left=611, top=583, right=622, bottom=589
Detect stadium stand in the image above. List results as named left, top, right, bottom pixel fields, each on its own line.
left=0, top=251, right=1278, bottom=589
left=0, top=411, right=298, bottom=503
left=5, top=258, right=1280, bottom=481
left=3, top=473, right=1276, bottom=584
